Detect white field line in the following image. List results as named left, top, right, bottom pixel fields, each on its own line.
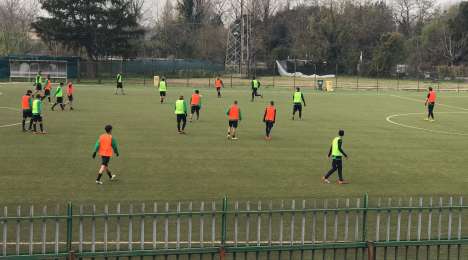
left=0, top=82, right=30, bottom=85
left=387, top=95, right=468, bottom=135
left=0, top=106, right=21, bottom=128
left=386, top=112, right=468, bottom=136
left=389, top=94, right=468, bottom=111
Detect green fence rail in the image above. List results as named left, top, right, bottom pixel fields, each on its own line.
left=1, top=194, right=468, bottom=259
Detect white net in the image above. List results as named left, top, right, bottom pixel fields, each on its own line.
left=9, top=60, right=67, bottom=80
left=276, top=60, right=335, bottom=78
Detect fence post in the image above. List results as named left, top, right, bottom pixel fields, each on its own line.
left=367, top=241, right=375, bottom=260
left=220, top=196, right=228, bottom=260
left=221, top=196, right=228, bottom=244
left=362, top=193, right=369, bottom=242
left=66, top=202, right=73, bottom=253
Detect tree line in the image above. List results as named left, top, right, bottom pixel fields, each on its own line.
left=1, top=0, right=468, bottom=76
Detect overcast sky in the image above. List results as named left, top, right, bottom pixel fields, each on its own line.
left=142, top=0, right=462, bottom=24
left=28, top=0, right=463, bottom=25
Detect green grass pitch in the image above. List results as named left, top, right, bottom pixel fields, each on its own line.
left=1, top=83, right=467, bottom=205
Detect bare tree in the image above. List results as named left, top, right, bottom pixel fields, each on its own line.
left=392, top=0, right=436, bottom=36
left=393, top=0, right=417, bottom=36
left=0, top=0, right=37, bottom=55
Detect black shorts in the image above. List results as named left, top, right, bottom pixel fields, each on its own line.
left=22, top=109, right=32, bottom=118
left=35, top=84, right=42, bottom=91
left=32, top=114, right=42, bottom=122
left=428, top=103, right=435, bottom=110
left=56, top=97, right=63, bottom=103
left=68, top=95, right=73, bottom=101
left=228, top=120, right=238, bottom=128
left=101, top=156, right=111, bottom=166
left=191, top=105, right=200, bottom=113
left=44, top=89, right=50, bottom=96
left=160, top=91, right=166, bottom=97
left=293, top=103, right=302, bottom=112
left=117, top=82, right=123, bottom=88
left=176, top=114, right=187, bottom=122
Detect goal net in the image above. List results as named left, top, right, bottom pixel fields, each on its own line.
left=9, top=60, right=68, bottom=81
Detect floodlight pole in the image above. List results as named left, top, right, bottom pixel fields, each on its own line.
left=240, top=0, right=244, bottom=77
left=293, top=59, right=297, bottom=88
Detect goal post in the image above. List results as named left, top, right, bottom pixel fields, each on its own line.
left=9, top=59, right=68, bottom=82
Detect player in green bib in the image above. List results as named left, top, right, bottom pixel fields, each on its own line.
left=292, top=87, right=306, bottom=120
left=322, top=130, right=349, bottom=184
left=159, top=77, right=168, bottom=104
left=174, top=95, right=188, bottom=134
left=115, top=73, right=125, bottom=95
left=51, top=82, right=65, bottom=111
left=34, top=71, right=43, bottom=95
left=251, top=76, right=263, bottom=102
left=32, top=94, right=46, bottom=134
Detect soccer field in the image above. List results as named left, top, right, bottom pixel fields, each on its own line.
left=1, top=83, right=467, bottom=205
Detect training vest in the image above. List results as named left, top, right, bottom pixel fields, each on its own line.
left=117, top=74, right=122, bottom=83
left=331, top=137, right=343, bottom=157
left=294, top=92, right=302, bottom=103
left=215, top=79, right=222, bottom=88
left=428, top=91, right=436, bottom=103
left=228, top=105, right=240, bottom=120
left=264, top=106, right=276, bottom=121
left=175, top=100, right=185, bottom=114
left=45, top=80, right=51, bottom=90
left=22, top=95, right=31, bottom=109
left=35, top=75, right=42, bottom=84
left=67, top=85, right=74, bottom=96
left=252, top=80, right=259, bottom=89
left=32, top=99, right=41, bottom=115
left=191, top=94, right=200, bottom=105
left=98, top=134, right=113, bottom=157
left=159, top=81, right=167, bottom=91
left=55, top=86, right=63, bottom=97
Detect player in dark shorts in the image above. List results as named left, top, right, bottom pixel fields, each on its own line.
left=159, top=77, right=167, bottom=103
left=65, top=81, right=74, bottom=110
left=226, top=100, right=242, bottom=140
left=115, top=73, right=125, bottom=95
left=21, top=90, right=33, bottom=132
left=34, top=71, right=43, bottom=95
left=43, top=76, right=52, bottom=102
left=189, top=89, right=202, bottom=122
left=292, top=87, right=306, bottom=120
left=92, top=125, right=119, bottom=184
left=31, top=94, right=46, bottom=134
left=51, top=82, right=65, bottom=111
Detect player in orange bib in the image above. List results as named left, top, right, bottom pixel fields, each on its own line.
left=189, top=89, right=202, bottom=122
left=425, top=87, right=436, bottom=121
left=21, top=90, right=33, bottom=132
left=43, top=76, right=52, bottom=103
left=226, top=100, right=242, bottom=140
left=65, top=81, right=75, bottom=110
left=263, top=101, right=276, bottom=140
left=215, top=76, right=224, bottom=98
left=92, top=125, right=120, bottom=184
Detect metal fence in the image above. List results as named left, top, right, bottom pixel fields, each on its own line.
left=1, top=194, right=468, bottom=259
left=5, top=57, right=468, bottom=92
left=74, top=61, right=468, bottom=93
